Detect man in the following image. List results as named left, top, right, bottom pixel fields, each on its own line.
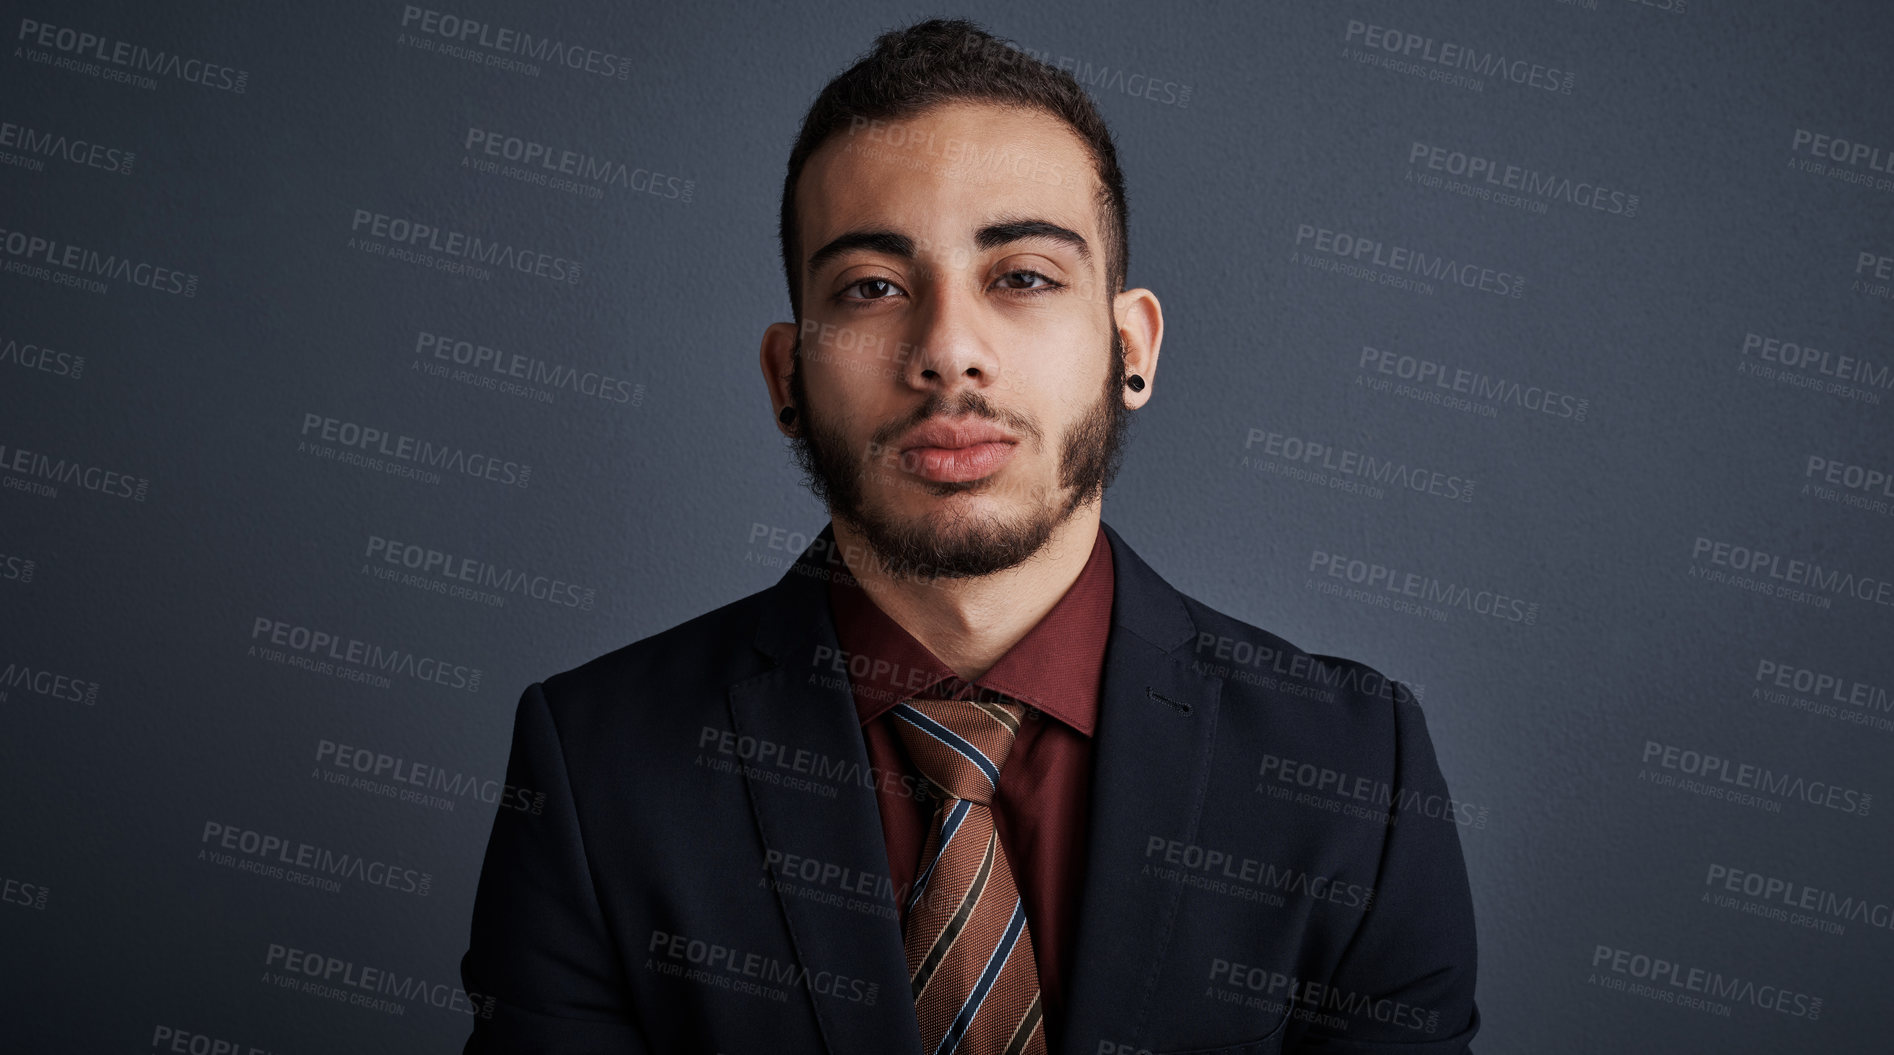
left=461, top=17, right=1479, bottom=1055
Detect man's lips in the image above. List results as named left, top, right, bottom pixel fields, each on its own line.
left=893, top=420, right=1021, bottom=483
left=900, top=441, right=1017, bottom=483
left=895, top=420, right=1019, bottom=451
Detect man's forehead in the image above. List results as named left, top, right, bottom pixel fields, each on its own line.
left=799, top=102, right=1101, bottom=259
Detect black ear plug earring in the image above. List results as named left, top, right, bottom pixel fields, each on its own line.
left=1126, top=374, right=1145, bottom=392
left=779, top=406, right=798, bottom=426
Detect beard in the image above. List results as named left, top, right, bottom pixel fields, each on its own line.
left=786, top=328, right=1135, bottom=583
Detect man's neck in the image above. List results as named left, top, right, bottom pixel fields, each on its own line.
left=832, top=502, right=1103, bottom=683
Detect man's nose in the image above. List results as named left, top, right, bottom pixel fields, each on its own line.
left=903, top=278, right=1002, bottom=392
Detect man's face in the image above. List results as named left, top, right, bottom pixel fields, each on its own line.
left=786, top=101, right=1133, bottom=582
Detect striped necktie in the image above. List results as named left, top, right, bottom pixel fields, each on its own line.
left=890, top=695, right=1048, bottom=1055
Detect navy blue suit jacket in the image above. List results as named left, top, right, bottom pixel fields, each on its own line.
left=461, top=521, right=1480, bottom=1054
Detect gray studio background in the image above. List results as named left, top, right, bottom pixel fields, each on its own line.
left=4, top=0, right=1891, bottom=1051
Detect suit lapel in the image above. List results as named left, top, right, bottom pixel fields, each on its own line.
left=727, top=523, right=924, bottom=1055
left=1059, top=522, right=1225, bottom=1054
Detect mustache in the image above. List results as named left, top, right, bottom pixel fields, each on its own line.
left=870, top=393, right=1040, bottom=451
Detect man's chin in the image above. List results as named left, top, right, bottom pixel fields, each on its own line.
left=840, top=484, right=1071, bottom=570
left=872, top=458, right=1041, bottom=500
left=864, top=482, right=1038, bottom=527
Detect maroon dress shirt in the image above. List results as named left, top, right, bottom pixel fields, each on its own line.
left=826, top=523, right=1115, bottom=1048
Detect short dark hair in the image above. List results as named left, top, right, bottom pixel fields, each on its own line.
left=777, top=17, right=1130, bottom=322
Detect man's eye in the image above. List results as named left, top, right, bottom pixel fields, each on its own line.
left=995, top=269, right=1062, bottom=292
left=839, top=277, right=903, bottom=301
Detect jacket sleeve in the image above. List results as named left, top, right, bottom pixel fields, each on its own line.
left=1293, top=683, right=1481, bottom=1053
left=461, top=681, right=650, bottom=1054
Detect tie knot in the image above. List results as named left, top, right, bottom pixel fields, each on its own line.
left=890, top=696, right=1024, bottom=806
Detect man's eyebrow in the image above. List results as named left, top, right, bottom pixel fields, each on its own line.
left=806, top=230, right=915, bottom=278
left=804, top=217, right=1092, bottom=278
left=977, top=218, right=1091, bottom=264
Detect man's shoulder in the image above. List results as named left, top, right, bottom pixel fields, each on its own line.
left=532, top=582, right=777, bottom=720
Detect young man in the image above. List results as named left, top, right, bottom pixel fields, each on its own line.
left=462, top=18, right=1479, bottom=1055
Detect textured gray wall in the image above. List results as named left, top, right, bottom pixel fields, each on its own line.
left=4, top=1, right=1891, bottom=1051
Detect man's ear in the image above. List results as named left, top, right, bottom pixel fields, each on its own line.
left=1113, top=288, right=1162, bottom=409
left=760, top=321, right=800, bottom=436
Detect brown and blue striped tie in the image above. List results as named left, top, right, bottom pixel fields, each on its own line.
left=891, top=695, right=1047, bottom=1055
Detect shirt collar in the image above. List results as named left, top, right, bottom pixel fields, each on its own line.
left=826, top=522, right=1115, bottom=736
